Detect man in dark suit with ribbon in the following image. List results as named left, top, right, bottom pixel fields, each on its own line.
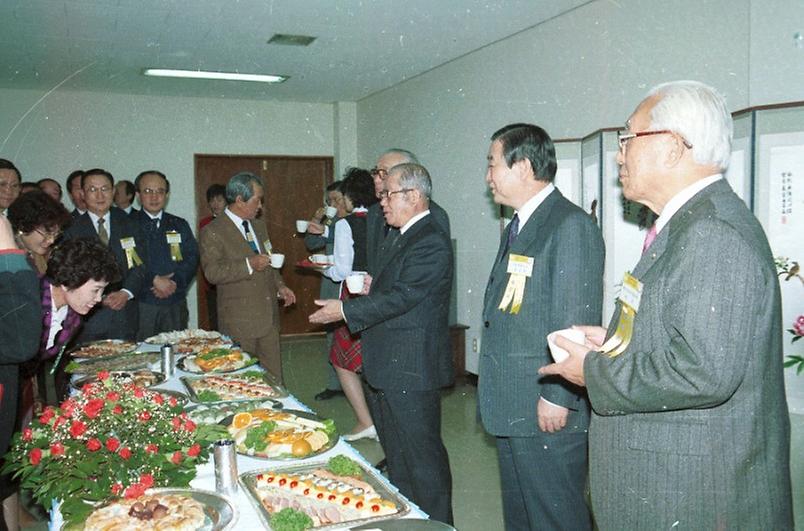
left=480, top=123, right=605, bottom=530
left=310, top=163, right=454, bottom=525
left=62, top=168, right=152, bottom=342
left=132, top=170, right=198, bottom=340
left=541, top=81, right=793, bottom=529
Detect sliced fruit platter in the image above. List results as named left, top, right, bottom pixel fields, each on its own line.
left=65, top=351, right=161, bottom=374
left=181, top=371, right=288, bottom=403
left=144, top=329, right=233, bottom=354
left=70, top=339, right=139, bottom=359
left=177, top=347, right=258, bottom=374
left=240, top=455, right=408, bottom=530
left=185, top=399, right=283, bottom=425
left=225, top=408, right=337, bottom=460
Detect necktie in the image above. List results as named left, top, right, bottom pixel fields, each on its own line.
left=500, top=213, right=519, bottom=261
left=242, top=220, right=259, bottom=254
left=148, top=218, right=159, bottom=233
left=642, top=224, right=657, bottom=254
left=97, top=217, right=109, bottom=246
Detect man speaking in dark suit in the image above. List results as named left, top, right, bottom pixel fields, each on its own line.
left=541, top=81, right=794, bottom=529
left=367, top=149, right=450, bottom=273
left=310, top=163, right=454, bottom=524
left=63, top=168, right=152, bottom=342
left=480, top=123, right=604, bottom=531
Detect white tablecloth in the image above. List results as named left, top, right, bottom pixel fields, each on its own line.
left=52, top=342, right=426, bottom=530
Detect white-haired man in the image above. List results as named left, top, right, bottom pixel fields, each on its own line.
left=541, top=80, right=793, bottom=529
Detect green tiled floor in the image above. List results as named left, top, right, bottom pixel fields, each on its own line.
left=20, top=336, right=804, bottom=530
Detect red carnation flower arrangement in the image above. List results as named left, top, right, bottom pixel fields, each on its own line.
left=3, top=373, right=225, bottom=527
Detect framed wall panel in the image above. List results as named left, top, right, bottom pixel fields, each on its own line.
left=554, top=139, right=582, bottom=207
left=754, top=104, right=804, bottom=414
left=727, top=110, right=755, bottom=209
left=581, top=132, right=602, bottom=227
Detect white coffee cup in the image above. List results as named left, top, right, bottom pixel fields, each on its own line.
left=546, top=328, right=586, bottom=363
left=310, top=254, right=328, bottom=265
left=270, top=253, right=285, bottom=268
left=324, top=205, right=338, bottom=218
left=296, top=220, right=309, bottom=233
left=346, top=272, right=367, bottom=294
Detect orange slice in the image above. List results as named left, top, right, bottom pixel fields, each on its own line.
left=232, top=412, right=253, bottom=429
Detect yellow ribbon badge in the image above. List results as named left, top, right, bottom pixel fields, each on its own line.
left=599, top=272, right=643, bottom=357
left=120, top=237, right=144, bottom=269
left=498, top=254, right=534, bottom=315
left=166, top=231, right=183, bottom=262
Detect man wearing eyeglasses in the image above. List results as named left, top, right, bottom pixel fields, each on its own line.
left=0, top=159, right=22, bottom=217
left=541, top=81, right=793, bottom=529
left=63, top=168, right=152, bottom=342
left=131, top=170, right=198, bottom=340
left=310, top=163, right=454, bottom=525
left=479, top=123, right=604, bottom=531
left=367, top=149, right=450, bottom=273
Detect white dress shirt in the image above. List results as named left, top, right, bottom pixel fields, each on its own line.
left=513, top=183, right=555, bottom=232
left=47, top=285, right=69, bottom=350
left=324, top=206, right=368, bottom=282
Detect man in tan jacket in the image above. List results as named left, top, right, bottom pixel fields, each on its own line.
left=200, top=172, right=295, bottom=382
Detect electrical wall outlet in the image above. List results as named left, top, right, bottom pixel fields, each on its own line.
left=472, top=338, right=479, bottom=352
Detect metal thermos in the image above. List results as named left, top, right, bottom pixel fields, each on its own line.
left=160, top=344, right=174, bottom=378
left=214, top=439, right=238, bottom=495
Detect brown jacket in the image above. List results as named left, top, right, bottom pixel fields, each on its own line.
left=199, top=213, right=285, bottom=340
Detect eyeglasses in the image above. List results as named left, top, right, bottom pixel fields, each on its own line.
left=617, top=130, right=693, bottom=153
left=85, top=186, right=112, bottom=195
left=34, top=228, right=62, bottom=242
left=377, top=188, right=413, bottom=200
left=141, top=188, right=167, bottom=196
left=370, top=168, right=389, bottom=180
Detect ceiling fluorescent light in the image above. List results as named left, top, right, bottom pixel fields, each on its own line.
left=143, top=68, right=287, bottom=83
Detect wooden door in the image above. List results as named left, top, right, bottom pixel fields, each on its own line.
left=194, top=155, right=333, bottom=335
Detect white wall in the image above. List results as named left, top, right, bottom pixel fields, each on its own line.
left=355, top=0, right=804, bottom=406
left=0, top=88, right=336, bottom=324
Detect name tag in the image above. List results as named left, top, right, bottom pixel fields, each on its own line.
left=506, top=254, right=534, bottom=277
left=166, top=231, right=182, bottom=244
left=120, top=237, right=136, bottom=250
left=619, top=272, right=643, bottom=310
left=263, top=238, right=272, bottom=253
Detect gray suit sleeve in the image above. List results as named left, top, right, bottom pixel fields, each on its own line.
left=585, top=219, right=766, bottom=414
left=540, top=214, right=605, bottom=408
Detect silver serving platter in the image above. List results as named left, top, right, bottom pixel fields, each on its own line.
left=240, top=459, right=410, bottom=530
left=184, top=399, right=283, bottom=425
left=180, top=372, right=288, bottom=403
left=69, top=339, right=139, bottom=360
left=177, top=351, right=258, bottom=374
left=67, top=351, right=160, bottom=374
left=73, top=370, right=166, bottom=389
left=78, top=487, right=238, bottom=531
left=221, top=409, right=338, bottom=460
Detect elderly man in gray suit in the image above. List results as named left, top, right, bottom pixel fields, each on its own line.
left=542, top=81, right=794, bottom=529
left=310, top=163, right=454, bottom=524
left=480, top=123, right=605, bottom=530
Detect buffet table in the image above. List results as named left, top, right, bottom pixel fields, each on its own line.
left=52, top=339, right=428, bottom=530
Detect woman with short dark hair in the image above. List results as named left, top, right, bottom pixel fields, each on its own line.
left=7, top=190, right=72, bottom=274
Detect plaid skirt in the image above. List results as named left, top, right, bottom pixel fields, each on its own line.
left=329, top=286, right=362, bottom=372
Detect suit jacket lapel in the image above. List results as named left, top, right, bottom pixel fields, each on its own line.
left=632, top=180, right=725, bottom=279
left=373, top=216, right=429, bottom=279
left=483, top=189, right=560, bottom=318
left=221, top=214, right=254, bottom=255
